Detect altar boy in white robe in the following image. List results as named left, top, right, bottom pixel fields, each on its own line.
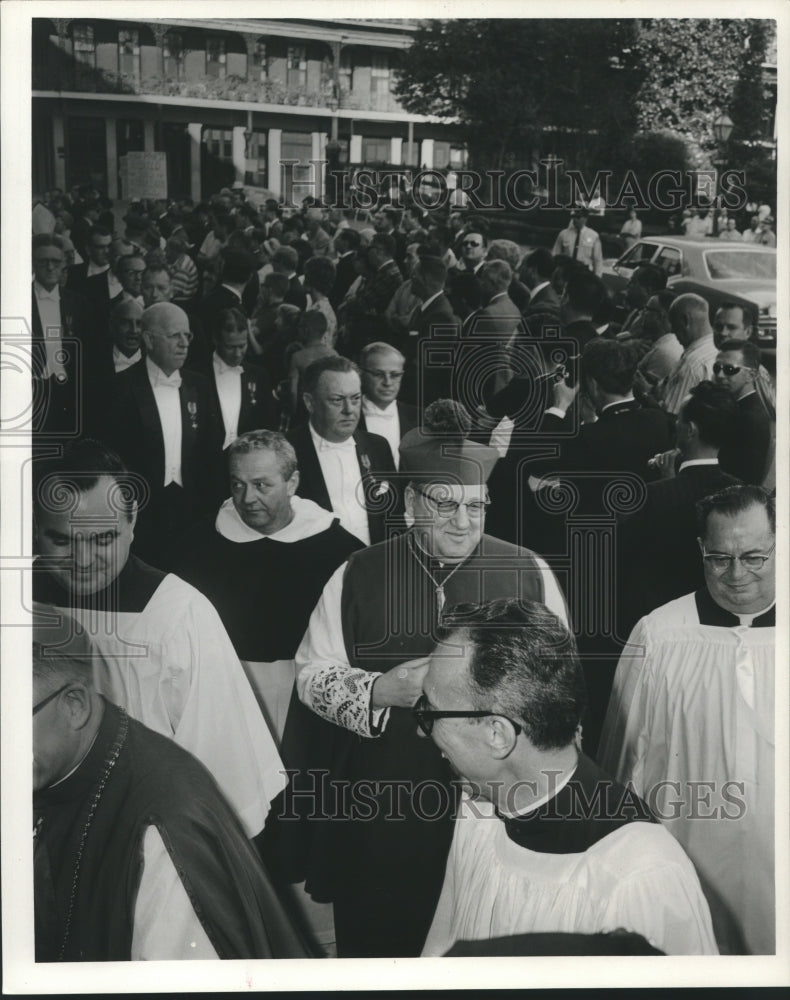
left=419, top=598, right=717, bottom=958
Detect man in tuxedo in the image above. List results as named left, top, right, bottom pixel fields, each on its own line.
left=359, top=342, right=418, bottom=470
left=401, top=256, right=460, bottom=406
left=31, top=234, right=97, bottom=438
left=103, top=302, right=222, bottom=569
left=342, top=234, right=403, bottom=354
left=204, top=306, right=277, bottom=457
left=373, top=206, right=408, bottom=273
left=714, top=340, right=773, bottom=486
left=615, top=380, right=741, bottom=635
left=272, top=247, right=308, bottom=310
left=287, top=356, right=397, bottom=545
left=329, top=228, right=361, bottom=311
left=66, top=226, right=114, bottom=296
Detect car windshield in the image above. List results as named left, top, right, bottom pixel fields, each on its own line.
left=704, top=251, right=776, bottom=281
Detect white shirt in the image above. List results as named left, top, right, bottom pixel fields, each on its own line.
left=107, top=271, right=123, bottom=299
left=146, top=356, right=183, bottom=486
left=86, top=262, right=109, bottom=278
left=420, top=290, right=444, bottom=312
left=529, top=280, right=551, bottom=300
left=113, top=346, right=141, bottom=373
left=309, top=422, right=369, bottom=544
left=212, top=351, right=243, bottom=449
left=677, top=458, right=719, bottom=473
left=362, top=397, right=401, bottom=469
left=33, top=281, right=67, bottom=381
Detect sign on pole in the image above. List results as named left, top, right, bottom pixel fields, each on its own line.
left=121, top=151, right=168, bottom=200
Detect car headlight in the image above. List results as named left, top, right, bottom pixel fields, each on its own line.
left=760, top=304, right=777, bottom=318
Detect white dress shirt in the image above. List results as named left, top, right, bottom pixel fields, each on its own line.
left=33, top=281, right=67, bottom=381
left=113, top=346, right=141, bottom=373
left=107, top=271, right=123, bottom=299
left=86, top=262, right=109, bottom=278
left=146, top=356, right=183, bottom=486
left=362, top=397, right=401, bottom=470
left=212, top=351, right=243, bottom=449
left=309, top=422, right=369, bottom=544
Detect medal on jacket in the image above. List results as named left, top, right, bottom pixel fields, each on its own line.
left=247, top=379, right=257, bottom=406
left=359, top=452, right=371, bottom=473
left=187, top=400, right=198, bottom=429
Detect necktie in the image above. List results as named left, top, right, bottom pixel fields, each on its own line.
left=572, top=229, right=581, bottom=260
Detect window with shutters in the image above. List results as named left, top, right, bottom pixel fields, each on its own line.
left=287, top=45, right=307, bottom=89
left=206, top=37, right=227, bottom=79
left=253, top=39, right=268, bottom=82
left=163, top=32, right=185, bottom=79
left=118, top=28, right=140, bottom=81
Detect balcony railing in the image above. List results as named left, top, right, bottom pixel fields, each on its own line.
left=33, top=59, right=404, bottom=114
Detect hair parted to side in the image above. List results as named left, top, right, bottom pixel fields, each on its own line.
left=679, top=380, right=738, bottom=448
left=301, top=355, right=359, bottom=396
left=717, top=338, right=761, bottom=371
left=33, top=439, right=138, bottom=520
left=228, top=430, right=298, bottom=480
left=696, top=484, right=775, bottom=540
left=437, top=598, right=586, bottom=751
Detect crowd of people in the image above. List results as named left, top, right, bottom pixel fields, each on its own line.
left=29, top=180, right=777, bottom=962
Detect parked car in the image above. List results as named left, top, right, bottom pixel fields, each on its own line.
left=601, top=237, right=777, bottom=354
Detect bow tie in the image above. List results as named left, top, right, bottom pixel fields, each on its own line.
left=215, top=359, right=244, bottom=376
left=36, top=288, right=59, bottom=302
left=152, top=370, right=182, bottom=389
left=318, top=437, right=356, bottom=453
left=365, top=406, right=395, bottom=420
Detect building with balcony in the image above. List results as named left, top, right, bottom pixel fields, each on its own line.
left=32, top=16, right=467, bottom=203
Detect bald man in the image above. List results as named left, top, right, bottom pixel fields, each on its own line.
left=103, top=303, right=223, bottom=569
left=660, top=293, right=719, bottom=414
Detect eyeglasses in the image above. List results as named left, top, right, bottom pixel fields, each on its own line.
left=701, top=541, right=775, bottom=573
left=414, top=488, right=490, bottom=518
left=33, top=683, right=72, bottom=716
left=462, top=240, right=483, bottom=248
left=712, top=362, right=746, bottom=376
left=362, top=369, right=404, bottom=381
left=413, top=694, right=522, bottom=737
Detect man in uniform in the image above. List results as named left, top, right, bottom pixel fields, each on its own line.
left=293, top=409, right=567, bottom=958
left=552, top=208, right=603, bottom=277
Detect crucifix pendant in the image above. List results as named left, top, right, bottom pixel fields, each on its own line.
left=436, top=586, right=445, bottom=616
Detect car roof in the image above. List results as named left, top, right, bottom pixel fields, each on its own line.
left=636, top=236, right=774, bottom=252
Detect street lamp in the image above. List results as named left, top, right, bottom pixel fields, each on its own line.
left=712, top=112, right=734, bottom=231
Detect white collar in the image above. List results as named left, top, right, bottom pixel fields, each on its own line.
left=420, top=290, right=444, bottom=311
left=34, top=281, right=60, bottom=300
left=215, top=495, right=336, bottom=542
left=309, top=422, right=356, bottom=452
left=529, top=280, right=550, bottom=299
left=362, top=397, right=397, bottom=417
left=220, top=283, right=243, bottom=300
left=599, top=394, right=635, bottom=413
left=678, top=458, right=719, bottom=472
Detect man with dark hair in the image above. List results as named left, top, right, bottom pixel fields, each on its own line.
left=713, top=340, right=773, bottom=485
left=32, top=438, right=286, bottom=846
left=521, top=247, right=561, bottom=318
left=32, top=621, right=308, bottom=961
left=116, top=253, right=146, bottom=307
left=601, top=485, right=776, bottom=954
left=329, top=228, right=361, bottom=310
left=447, top=226, right=488, bottom=319
left=373, top=204, right=408, bottom=269
left=616, top=380, right=741, bottom=633
left=340, top=234, right=403, bottom=353
left=66, top=225, right=113, bottom=295
left=559, top=268, right=607, bottom=352
left=203, top=246, right=257, bottom=317
left=271, top=246, right=308, bottom=309
left=420, top=598, right=715, bottom=957
left=552, top=207, right=603, bottom=276
left=287, top=355, right=397, bottom=545
left=294, top=415, right=567, bottom=958
left=403, top=255, right=460, bottom=405
left=618, top=263, right=667, bottom=335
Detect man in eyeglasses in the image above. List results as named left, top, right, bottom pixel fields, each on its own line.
left=420, top=598, right=716, bottom=957
left=713, top=340, right=774, bottom=486
left=291, top=403, right=567, bottom=958
left=101, top=302, right=223, bottom=568
left=358, top=342, right=418, bottom=470
left=447, top=225, right=489, bottom=318
left=600, top=485, right=776, bottom=954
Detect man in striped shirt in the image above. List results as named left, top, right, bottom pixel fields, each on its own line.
left=660, top=293, right=718, bottom=414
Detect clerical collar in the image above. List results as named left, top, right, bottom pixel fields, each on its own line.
left=33, top=554, right=165, bottom=613
left=694, top=588, right=775, bottom=628
left=496, top=753, right=656, bottom=855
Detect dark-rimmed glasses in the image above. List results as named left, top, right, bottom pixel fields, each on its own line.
left=413, top=693, right=522, bottom=737
left=413, top=488, right=490, bottom=518
left=33, top=683, right=72, bottom=716
left=701, top=541, right=775, bottom=574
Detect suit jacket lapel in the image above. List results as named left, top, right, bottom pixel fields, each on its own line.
left=299, top=424, right=332, bottom=510
left=132, top=364, right=166, bottom=482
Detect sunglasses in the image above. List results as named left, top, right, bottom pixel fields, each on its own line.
left=712, top=363, right=747, bottom=376
left=413, top=693, right=522, bottom=737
